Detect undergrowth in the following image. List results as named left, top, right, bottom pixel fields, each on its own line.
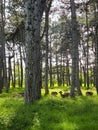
left=0, top=88, right=98, bottom=130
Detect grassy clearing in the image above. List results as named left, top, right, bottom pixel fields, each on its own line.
left=0, top=88, right=98, bottom=130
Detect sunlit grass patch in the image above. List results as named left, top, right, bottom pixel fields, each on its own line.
left=0, top=88, right=98, bottom=130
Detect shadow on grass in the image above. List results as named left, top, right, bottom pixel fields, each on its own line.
left=1, top=95, right=98, bottom=130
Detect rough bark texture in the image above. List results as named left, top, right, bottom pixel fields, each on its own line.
left=0, top=0, right=7, bottom=92
left=44, top=0, right=52, bottom=94
left=0, top=26, right=3, bottom=93
left=45, top=9, right=49, bottom=95
left=25, top=0, right=46, bottom=103
left=49, top=39, right=53, bottom=88
left=70, top=0, right=82, bottom=97
left=95, top=25, right=98, bottom=94
left=94, top=2, right=98, bottom=94
left=85, top=3, right=89, bottom=89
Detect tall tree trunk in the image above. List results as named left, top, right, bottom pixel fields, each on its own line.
left=1, top=0, right=8, bottom=92
left=60, top=53, right=63, bottom=86
left=45, top=8, right=49, bottom=95
left=66, top=54, right=70, bottom=86
left=62, top=54, right=65, bottom=86
left=44, top=0, right=52, bottom=94
left=70, top=0, right=82, bottom=97
left=0, top=26, right=3, bottom=93
left=49, top=39, right=53, bottom=88
left=94, top=2, right=98, bottom=94
left=85, top=3, right=89, bottom=89
left=12, top=55, right=16, bottom=88
left=19, top=46, right=23, bottom=88
left=17, top=58, right=21, bottom=88
left=56, top=52, right=60, bottom=86
left=7, top=54, right=13, bottom=90
left=95, top=27, right=98, bottom=94
left=25, top=0, right=46, bottom=103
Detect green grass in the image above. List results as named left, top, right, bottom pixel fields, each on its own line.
left=0, top=88, right=98, bottom=130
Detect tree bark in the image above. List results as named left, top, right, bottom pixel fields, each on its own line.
left=24, top=0, right=47, bottom=103
left=70, top=0, right=82, bottom=97
left=49, top=38, right=53, bottom=88
left=0, top=26, right=3, bottom=93
left=45, top=7, right=49, bottom=95
left=1, top=0, right=8, bottom=92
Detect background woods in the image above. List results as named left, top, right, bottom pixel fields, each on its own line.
left=0, top=0, right=98, bottom=102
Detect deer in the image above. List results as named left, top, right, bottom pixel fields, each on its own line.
left=86, top=91, right=93, bottom=96
left=59, top=91, right=70, bottom=98
left=51, top=91, right=58, bottom=96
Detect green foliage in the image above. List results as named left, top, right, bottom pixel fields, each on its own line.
left=0, top=89, right=98, bottom=130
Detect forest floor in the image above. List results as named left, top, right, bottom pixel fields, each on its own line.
left=0, top=88, right=98, bottom=130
